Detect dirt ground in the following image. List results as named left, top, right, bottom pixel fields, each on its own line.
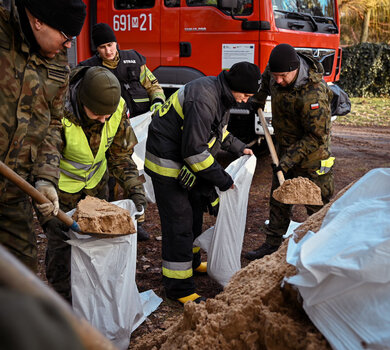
left=35, top=124, right=390, bottom=348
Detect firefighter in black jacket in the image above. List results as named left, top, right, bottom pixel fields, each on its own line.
left=145, top=62, right=261, bottom=304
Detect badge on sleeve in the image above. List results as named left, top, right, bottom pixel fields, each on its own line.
left=310, top=103, right=320, bottom=110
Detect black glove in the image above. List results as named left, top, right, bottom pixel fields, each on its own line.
left=271, top=163, right=284, bottom=176
left=177, top=165, right=196, bottom=190
left=201, top=188, right=220, bottom=217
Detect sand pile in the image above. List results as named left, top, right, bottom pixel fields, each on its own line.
left=72, top=196, right=135, bottom=235
left=132, top=183, right=353, bottom=350
left=273, top=177, right=323, bottom=205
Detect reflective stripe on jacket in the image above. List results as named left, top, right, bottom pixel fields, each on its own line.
left=145, top=73, right=245, bottom=191
left=59, top=98, right=125, bottom=193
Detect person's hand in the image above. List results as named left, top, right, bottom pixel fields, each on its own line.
left=35, top=180, right=59, bottom=217
left=150, top=102, right=163, bottom=113
left=271, top=163, right=284, bottom=176
left=243, top=148, right=253, bottom=155
left=177, top=165, right=196, bottom=190
left=129, top=193, right=147, bottom=213
left=207, top=198, right=219, bottom=217
left=122, top=125, right=137, bottom=151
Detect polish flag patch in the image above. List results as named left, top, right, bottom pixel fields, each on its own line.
left=310, top=103, right=320, bottom=110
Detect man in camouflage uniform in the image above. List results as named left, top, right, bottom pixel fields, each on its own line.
left=79, top=22, right=166, bottom=241
left=245, top=43, right=335, bottom=260
left=42, top=66, right=147, bottom=303
left=0, top=0, right=86, bottom=271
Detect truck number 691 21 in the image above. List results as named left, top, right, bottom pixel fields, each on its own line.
left=113, top=14, right=152, bottom=32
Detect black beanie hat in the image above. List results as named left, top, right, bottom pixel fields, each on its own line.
left=224, top=62, right=261, bottom=94
left=22, top=0, right=86, bottom=37
left=92, top=23, right=117, bottom=48
left=269, top=44, right=300, bottom=73
left=79, top=67, right=121, bottom=115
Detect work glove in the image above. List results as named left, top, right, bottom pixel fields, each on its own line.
left=177, top=165, right=196, bottom=190
left=35, top=180, right=59, bottom=217
left=271, top=163, right=284, bottom=176
left=129, top=193, right=148, bottom=218
left=201, top=188, right=220, bottom=217
left=122, top=124, right=138, bottom=151
left=150, top=102, right=163, bottom=113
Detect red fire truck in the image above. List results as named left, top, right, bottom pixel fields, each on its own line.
left=69, top=0, right=341, bottom=144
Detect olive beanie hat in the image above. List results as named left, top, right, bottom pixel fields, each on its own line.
left=79, top=67, right=121, bottom=115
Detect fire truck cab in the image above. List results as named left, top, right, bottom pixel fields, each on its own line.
left=70, top=0, right=341, bottom=145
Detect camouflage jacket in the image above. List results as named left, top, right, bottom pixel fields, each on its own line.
left=0, top=0, right=69, bottom=202
left=63, top=67, right=145, bottom=196
left=253, top=53, right=333, bottom=172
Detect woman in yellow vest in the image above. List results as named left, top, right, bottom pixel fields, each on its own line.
left=41, top=66, right=147, bottom=303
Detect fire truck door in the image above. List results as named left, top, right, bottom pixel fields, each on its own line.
left=103, top=1, right=161, bottom=71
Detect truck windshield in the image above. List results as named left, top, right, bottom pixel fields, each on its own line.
left=272, top=0, right=334, bottom=19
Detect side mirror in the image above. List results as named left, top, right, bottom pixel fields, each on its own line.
left=220, top=0, right=238, bottom=11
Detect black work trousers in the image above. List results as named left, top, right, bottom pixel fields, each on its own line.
left=151, top=176, right=203, bottom=299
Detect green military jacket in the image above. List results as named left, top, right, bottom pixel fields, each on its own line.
left=0, top=0, right=69, bottom=201
left=62, top=67, right=145, bottom=196
left=253, top=53, right=333, bottom=172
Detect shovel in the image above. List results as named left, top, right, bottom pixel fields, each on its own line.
left=257, top=108, right=323, bottom=205
left=0, top=161, right=132, bottom=237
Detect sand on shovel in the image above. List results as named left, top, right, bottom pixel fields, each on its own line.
left=72, top=196, right=136, bottom=235
left=272, top=176, right=323, bottom=205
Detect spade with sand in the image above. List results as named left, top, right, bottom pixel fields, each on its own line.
left=258, top=108, right=323, bottom=205
left=0, top=160, right=135, bottom=237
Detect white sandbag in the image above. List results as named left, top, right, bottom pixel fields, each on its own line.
left=195, top=155, right=257, bottom=287
left=67, top=199, right=144, bottom=350
left=286, top=168, right=390, bottom=350
left=130, top=111, right=155, bottom=203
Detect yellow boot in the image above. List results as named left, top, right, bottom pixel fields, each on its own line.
left=194, top=262, right=207, bottom=274
left=177, top=293, right=206, bottom=305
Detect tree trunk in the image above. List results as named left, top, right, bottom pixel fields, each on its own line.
left=360, top=8, right=372, bottom=42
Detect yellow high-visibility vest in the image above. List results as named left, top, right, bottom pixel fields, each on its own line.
left=59, top=98, right=125, bottom=193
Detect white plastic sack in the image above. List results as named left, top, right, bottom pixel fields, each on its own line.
left=130, top=111, right=155, bottom=203
left=286, top=168, right=390, bottom=350
left=67, top=199, right=144, bottom=350
left=194, top=154, right=257, bottom=287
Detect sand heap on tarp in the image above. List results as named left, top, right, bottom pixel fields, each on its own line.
left=273, top=176, right=323, bottom=205
left=132, top=184, right=354, bottom=350
left=72, top=196, right=135, bottom=235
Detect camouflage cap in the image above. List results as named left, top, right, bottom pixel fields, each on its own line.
left=79, top=67, right=121, bottom=115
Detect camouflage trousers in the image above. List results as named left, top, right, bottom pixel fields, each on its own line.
left=265, top=167, right=334, bottom=246
left=0, top=198, right=37, bottom=272
left=42, top=174, right=109, bottom=303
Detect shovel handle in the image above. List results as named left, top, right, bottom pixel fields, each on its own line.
left=258, top=108, right=285, bottom=186
left=0, top=161, right=79, bottom=231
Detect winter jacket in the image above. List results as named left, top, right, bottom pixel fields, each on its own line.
left=0, top=0, right=68, bottom=202
left=253, top=52, right=334, bottom=173
left=79, top=49, right=165, bottom=117
left=145, top=71, right=246, bottom=191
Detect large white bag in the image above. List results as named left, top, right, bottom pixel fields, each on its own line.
left=130, top=111, right=155, bottom=203
left=286, top=168, right=390, bottom=350
left=195, top=154, right=257, bottom=287
left=67, top=199, right=144, bottom=350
